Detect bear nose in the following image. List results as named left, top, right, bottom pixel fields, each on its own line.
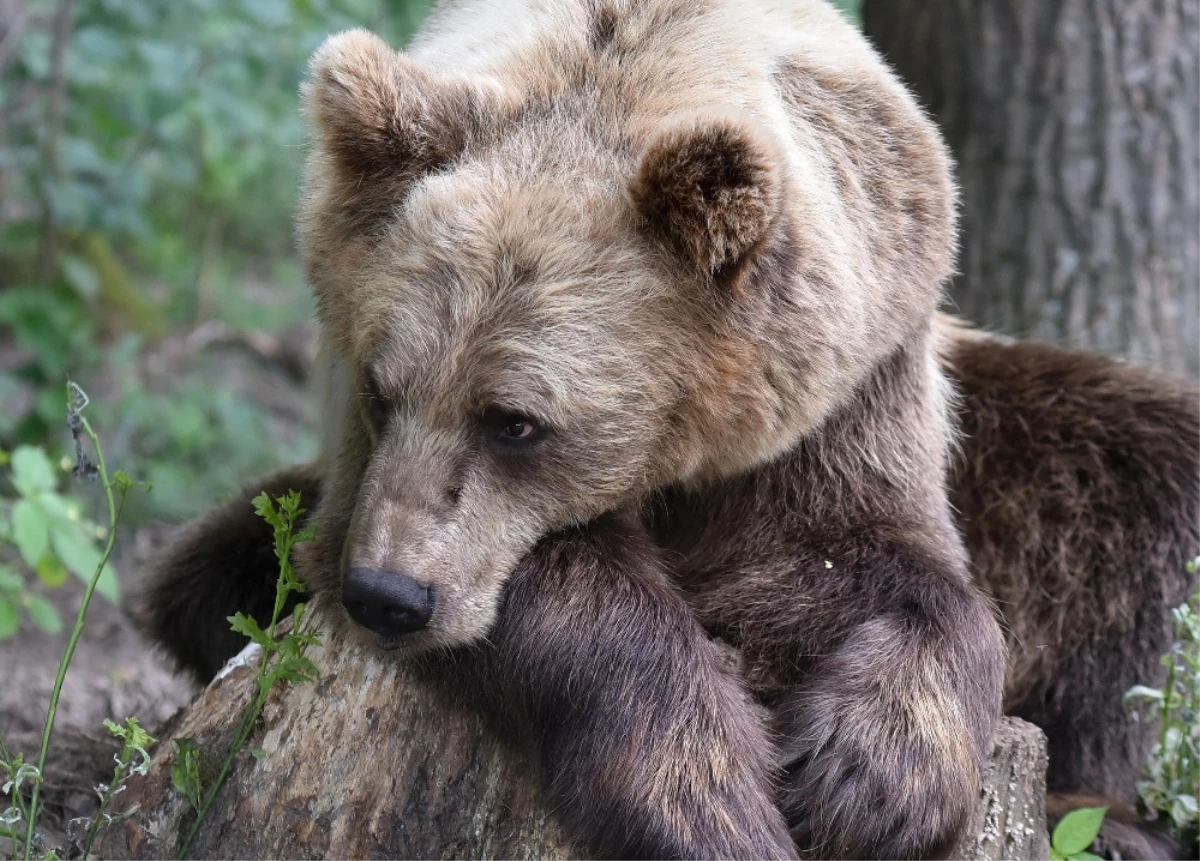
left=341, top=567, right=435, bottom=638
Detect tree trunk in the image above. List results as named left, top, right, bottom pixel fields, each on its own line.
left=862, top=0, right=1200, bottom=377
left=94, top=605, right=1049, bottom=860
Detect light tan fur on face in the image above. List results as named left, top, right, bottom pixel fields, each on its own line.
left=297, top=0, right=958, bottom=648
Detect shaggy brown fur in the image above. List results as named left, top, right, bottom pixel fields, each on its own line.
left=429, top=512, right=796, bottom=859
left=131, top=2, right=1197, bottom=858
left=648, top=335, right=1005, bottom=859
left=141, top=339, right=1198, bottom=858
left=943, top=330, right=1199, bottom=815
left=289, top=4, right=997, bottom=856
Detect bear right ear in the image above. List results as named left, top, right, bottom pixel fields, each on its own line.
left=630, top=110, right=784, bottom=288
left=304, top=29, right=494, bottom=205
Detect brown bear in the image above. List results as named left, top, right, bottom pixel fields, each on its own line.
left=136, top=1, right=1199, bottom=858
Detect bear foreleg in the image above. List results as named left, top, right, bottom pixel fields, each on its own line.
left=458, top=510, right=798, bottom=860
left=770, top=575, right=1005, bottom=859
left=681, top=537, right=1007, bottom=860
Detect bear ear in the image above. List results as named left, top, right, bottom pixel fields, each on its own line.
left=304, top=29, right=485, bottom=193
left=630, top=110, right=784, bottom=284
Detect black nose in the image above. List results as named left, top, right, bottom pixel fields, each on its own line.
left=341, top=567, right=435, bottom=638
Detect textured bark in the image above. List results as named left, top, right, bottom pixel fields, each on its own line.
left=952, top=717, right=1050, bottom=861
left=94, top=606, right=573, bottom=860
left=863, top=0, right=1200, bottom=376
left=94, top=605, right=1048, bottom=860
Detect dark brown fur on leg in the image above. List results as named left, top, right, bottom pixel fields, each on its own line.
left=132, top=463, right=323, bottom=683
left=653, top=343, right=1008, bottom=859
left=433, top=511, right=797, bottom=860
left=946, top=332, right=1200, bottom=859
left=673, top=532, right=1006, bottom=860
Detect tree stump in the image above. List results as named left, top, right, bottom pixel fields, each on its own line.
left=95, top=605, right=1049, bottom=860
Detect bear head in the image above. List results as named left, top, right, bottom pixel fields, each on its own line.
left=294, top=10, right=956, bottom=653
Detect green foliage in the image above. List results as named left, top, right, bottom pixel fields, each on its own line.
left=3, top=0, right=434, bottom=284
left=169, top=738, right=205, bottom=815
left=79, top=717, right=158, bottom=859
left=1050, top=807, right=1108, bottom=860
left=2, top=0, right=431, bottom=520
left=1125, top=557, right=1200, bottom=848
left=1, top=385, right=148, bottom=860
left=174, top=489, right=318, bottom=859
left=0, top=442, right=119, bottom=640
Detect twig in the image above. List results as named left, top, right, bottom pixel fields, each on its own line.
left=22, top=382, right=130, bottom=860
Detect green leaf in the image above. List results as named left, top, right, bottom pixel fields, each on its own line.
left=35, top=554, right=69, bottom=588
left=107, top=716, right=156, bottom=751
left=11, top=498, right=49, bottom=567
left=26, top=594, right=62, bottom=634
left=10, top=446, right=56, bottom=495
left=1049, top=847, right=1065, bottom=861
left=1171, top=794, right=1198, bottom=825
left=60, top=254, right=99, bottom=299
left=0, top=598, right=20, bottom=638
left=1051, top=807, right=1108, bottom=857
left=50, top=524, right=119, bottom=602
left=250, top=747, right=267, bottom=760
left=1072, top=852, right=1103, bottom=860
left=0, top=565, right=21, bottom=590
left=229, top=612, right=272, bottom=648
left=34, top=492, right=75, bottom=523
left=251, top=492, right=281, bottom=529
left=170, top=738, right=204, bottom=812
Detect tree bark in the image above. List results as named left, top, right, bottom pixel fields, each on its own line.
left=94, top=605, right=1049, bottom=860
left=862, top=0, right=1200, bottom=377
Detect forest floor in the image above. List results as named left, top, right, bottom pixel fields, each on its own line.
left=0, top=321, right=317, bottom=850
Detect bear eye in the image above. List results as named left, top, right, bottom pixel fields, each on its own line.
left=361, top=369, right=389, bottom=431
left=504, top=418, right=536, bottom=439
left=482, top=406, right=543, bottom=446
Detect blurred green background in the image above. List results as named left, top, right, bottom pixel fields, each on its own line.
left=0, top=0, right=861, bottom=526
left=0, top=0, right=434, bottom=524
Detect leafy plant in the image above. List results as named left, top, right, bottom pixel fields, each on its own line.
left=169, top=738, right=205, bottom=816
left=174, top=489, right=318, bottom=859
left=1050, top=806, right=1108, bottom=860
left=0, top=443, right=120, bottom=640
left=1125, top=556, right=1200, bottom=848
left=0, top=382, right=148, bottom=860
left=76, top=717, right=157, bottom=859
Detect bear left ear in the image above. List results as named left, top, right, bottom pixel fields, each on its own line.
left=303, top=29, right=502, bottom=215
left=630, top=110, right=784, bottom=285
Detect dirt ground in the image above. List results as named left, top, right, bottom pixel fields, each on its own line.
left=0, top=325, right=315, bottom=853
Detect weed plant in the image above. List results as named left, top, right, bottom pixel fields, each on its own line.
left=1125, top=557, right=1200, bottom=850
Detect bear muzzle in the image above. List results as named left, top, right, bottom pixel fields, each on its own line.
left=341, top=566, right=437, bottom=643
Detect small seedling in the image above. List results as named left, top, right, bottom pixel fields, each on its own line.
left=174, top=490, right=318, bottom=859
left=75, top=718, right=157, bottom=859
left=169, top=738, right=204, bottom=815
left=1124, top=556, right=1200, bottom=849
left=1049, top=806, right=1108, bottom=860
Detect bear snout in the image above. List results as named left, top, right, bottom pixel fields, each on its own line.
left=341, top=567, right=436, bottom=641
